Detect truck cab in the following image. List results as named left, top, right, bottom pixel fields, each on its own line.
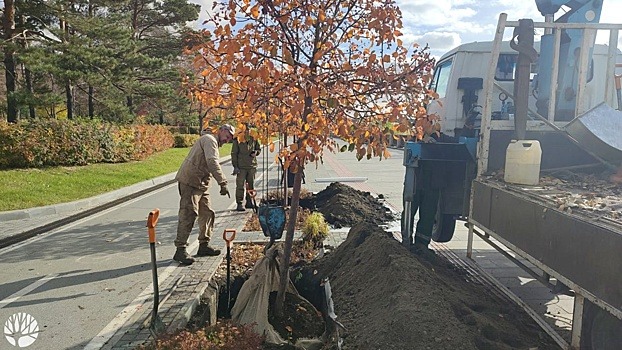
left=429, top=40, right=616, bottom=143
left=403, top=9, right=622, bottom=349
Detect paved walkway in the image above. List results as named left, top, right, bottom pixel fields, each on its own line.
left=0, top=144, right=573, bottom=349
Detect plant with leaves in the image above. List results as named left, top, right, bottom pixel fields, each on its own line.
left=186, top=0, right=436, bottom=315
left=301, top=212, right=329, bottom=249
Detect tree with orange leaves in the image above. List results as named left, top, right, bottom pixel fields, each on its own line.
left=185, top=0, right=436, bottom=315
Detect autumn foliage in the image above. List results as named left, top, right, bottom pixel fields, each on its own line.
left=0, top=119, right=173, bottom=168
left=185, top=0, right=437, bottom=314
left=139, top=321, right=263, bottom=350
left=185, top=0, right=436, bottom=169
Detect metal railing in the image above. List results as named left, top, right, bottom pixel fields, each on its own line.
left=477, top=13, right=622, bottom=175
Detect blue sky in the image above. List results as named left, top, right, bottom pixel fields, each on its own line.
left=190, top=0, right=622, bottom=59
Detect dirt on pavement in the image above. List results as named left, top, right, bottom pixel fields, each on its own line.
left=299, top=182, right=395, bottom=228
left=300, top=182, right=560, bottom=350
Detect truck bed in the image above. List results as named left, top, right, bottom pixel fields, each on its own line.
left=482, top=172, right=622, bottom=230
left=469, top=176, right=622, bottom=314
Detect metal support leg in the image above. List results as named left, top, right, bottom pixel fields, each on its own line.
left=402, top=201, right=413, bottom=247
left=402, top=163, right=417, bottom=248
left=571, top=294, right=585, bottom=350
left=467, top=222, right=474, bottom=258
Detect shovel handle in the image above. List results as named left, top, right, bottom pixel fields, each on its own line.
left=147, top=209, right=160, bottom=243
left=246, top=189, right=257, bottom=199
left=223, top=229, right=236, bottom=247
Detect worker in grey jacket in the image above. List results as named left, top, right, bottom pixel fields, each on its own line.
left=173, top=124, right=234, bottom=265
left=231, top=136, right=261, bottom=211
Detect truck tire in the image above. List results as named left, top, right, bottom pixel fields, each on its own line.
left=581, top=300, right=622, bottom=350
left=432, top=197, right=456, bottom=243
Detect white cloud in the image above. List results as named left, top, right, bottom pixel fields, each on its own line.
left=186, top=1, right=621, bottom=52
left=189, top=0, right=217, bottom=28
left=492, top=0, right=541, bottom=19
left=413, top=31, right=462, bottom=51
left=397, top=1, right=622, bottom=56
left=398, top=0, right=477, bottom=27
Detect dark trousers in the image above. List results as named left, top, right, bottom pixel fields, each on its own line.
left=235, top=168, right=257, bottom=203
left=402, top=188, right=440, bottom=246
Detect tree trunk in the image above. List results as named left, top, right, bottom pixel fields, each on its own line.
left=66, top=80, right=73, bottom=120
left=25, top=67, right=35, bottom=118
left=61, top=4, right=73, bottom=119
left=198, top=100, right=203, bottom=131
left=126, top=95, right=133, bottom=113
left=275, top=169, right=303, bottom=317
left=88, top=1, right=94, bottom=119
left=88, top=85, right=94, bottom=118
left=18, top=13, right=35, bottom=119
left=3, top=0, right=18, bottom=123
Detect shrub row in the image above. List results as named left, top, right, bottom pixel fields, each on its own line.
left=173, top=134, right=200, bottom=148
left=167, top=125, right=201, bottom=135
left=0, top=119, right=174, bottom=169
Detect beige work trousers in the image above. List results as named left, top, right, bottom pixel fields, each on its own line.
left=174, top=182, right=215, bottom=248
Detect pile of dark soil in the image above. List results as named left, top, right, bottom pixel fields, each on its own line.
left=311, top=222, right=560, bottom=350
left=267, top=291, right=324, bottom=343
left=299, top=182, right=395, bottom=228
left=207, top=183, right=559, bottom=349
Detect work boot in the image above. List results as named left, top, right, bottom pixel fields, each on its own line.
left=236, top=202, right=245, bottom=211
left=173, top=248, right=195, bottom=265
left=410, top=242, right=437, bottom=263
left=197, top=244, right=221, bottom=257
left=410, top=241, right=431, bottom=254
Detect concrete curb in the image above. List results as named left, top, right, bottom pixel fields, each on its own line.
left=0, top=155, right=233, bottom=223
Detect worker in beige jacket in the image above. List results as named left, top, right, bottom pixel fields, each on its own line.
left=173, top=124, right=234, bottom=265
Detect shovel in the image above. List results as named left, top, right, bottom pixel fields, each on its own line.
left=146, top=209, right=165, bottom=335
left=246, top=186, right=258, bottom=213
left=222, top=229, right=236, bottom=318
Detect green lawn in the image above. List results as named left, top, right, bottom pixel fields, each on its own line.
left=0, top=143, right=232, bottom=212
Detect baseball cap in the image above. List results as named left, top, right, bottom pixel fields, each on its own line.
left=220, top=124, right=235, bottom=135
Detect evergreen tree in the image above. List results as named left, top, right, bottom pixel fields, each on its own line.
left=2, top=0, right=18, bottom=122
left=3, top=0, right=201, bottom=123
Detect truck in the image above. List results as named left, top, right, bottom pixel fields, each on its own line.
left=401, top=1, right=622, bottom=349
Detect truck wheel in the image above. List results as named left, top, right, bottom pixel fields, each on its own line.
left=581, top=300, right=622, bottom=350
left=432, top=196, right=456, bottom=242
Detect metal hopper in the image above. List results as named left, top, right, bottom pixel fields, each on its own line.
left=564, top=102, right=622, bottom=165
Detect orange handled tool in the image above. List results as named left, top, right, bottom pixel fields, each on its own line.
left=146, top=208, right=163, bottom=332
left=246, top=188, right=258, bottom=213
left=223, top=228, right=236, bottom=318
left=147, top=209, right=160, bottom=244
left=223, top=229, right=236, bottom=247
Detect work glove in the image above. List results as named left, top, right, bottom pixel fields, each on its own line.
left=232, top=167, right=240, bottom=175
left=422, top=135, right=437, bottom=144
left=219, top=183, right=230, bottom=197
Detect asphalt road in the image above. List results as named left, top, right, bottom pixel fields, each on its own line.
left=0, top=139, right=588, bottom=349
left=0, top=148, right=283, bottom=350
left=0, top=141, right=407, bottom=350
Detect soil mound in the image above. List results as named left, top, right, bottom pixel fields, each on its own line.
left=299, top=182, right=395, bottom=228
left=313, top=222, right=560, bottom=350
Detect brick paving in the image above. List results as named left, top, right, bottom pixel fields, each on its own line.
left=104, top=210, right=350, bottom=349
left=1, top=144, right=575, bottom=348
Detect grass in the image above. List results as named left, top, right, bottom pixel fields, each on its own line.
left=0, top=143, right=232, bottom=212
